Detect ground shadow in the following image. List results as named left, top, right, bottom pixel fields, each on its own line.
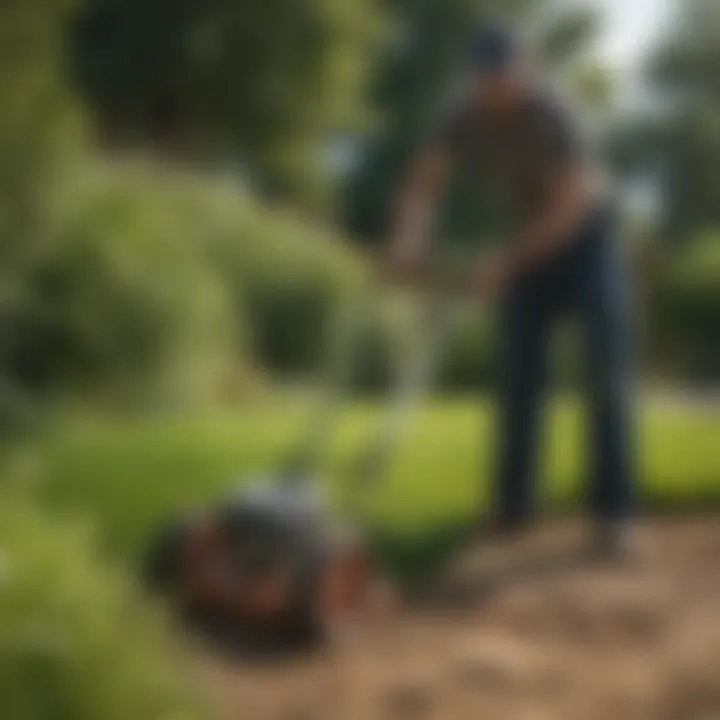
left=413, top=546, right=591, bottom=613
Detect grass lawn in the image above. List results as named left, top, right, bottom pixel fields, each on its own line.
left=27, top=397, right=719, bottom=567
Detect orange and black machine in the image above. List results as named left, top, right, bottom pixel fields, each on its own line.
left=144, top=283, right=464, bottom=643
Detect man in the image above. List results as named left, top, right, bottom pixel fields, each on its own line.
left=387, top=24, right=635, bottom=556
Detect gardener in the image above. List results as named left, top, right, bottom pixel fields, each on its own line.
left=386, top=23, right=635, bottom=557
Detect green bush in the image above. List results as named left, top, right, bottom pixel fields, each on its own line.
left=4, top=163, right=242, bottom=410
left=188, top=183, right=365, bottom=375
left=650, top=234, right=720, bottom=382
left=332, top=301, right=497, bottom=394
left=438, top=311, right=497, bottom=391
left=301, top=296, right=497, bottom=394
left=0, top=494, right=204, bottom=719
left=2, top=160, right=367, bottom=419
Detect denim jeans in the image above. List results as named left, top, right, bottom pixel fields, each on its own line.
left=494, top=205, right=635, bottom=524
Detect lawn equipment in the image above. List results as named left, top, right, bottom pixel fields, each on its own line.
left=143, top=282, right=466, bottom=646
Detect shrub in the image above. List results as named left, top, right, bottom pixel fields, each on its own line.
left=0, top=494, right=205, bottom=719
left=188, top=182, right=365, bottom=375
left=2, top=159, right=367, bottom=420
left=4, top=163, right=241, bottom=411
left=650, top=234, right=720, bottom=382
left=327, top=299, right=497, bottom=394
left=437, top=311, right=497, bottom=392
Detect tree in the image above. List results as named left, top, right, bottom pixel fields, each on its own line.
left=612, top=0, right=720, bottom=243
left=71, top=0, right=385, bottom=210
left=0, top=0, right=82, bottom=289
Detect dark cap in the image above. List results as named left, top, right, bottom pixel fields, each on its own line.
left=469, top=23, right=521, bottom=74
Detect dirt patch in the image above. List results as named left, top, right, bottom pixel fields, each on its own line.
left=193, top=518, right=720, bottom=720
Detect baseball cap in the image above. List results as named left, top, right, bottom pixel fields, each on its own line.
left=469, top=23, right=522, bottom=74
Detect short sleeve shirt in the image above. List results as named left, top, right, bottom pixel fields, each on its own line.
left=435, top=90, right=587, bottom=227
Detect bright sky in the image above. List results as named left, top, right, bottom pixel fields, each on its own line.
left=595, top=0, right=674, bottom=70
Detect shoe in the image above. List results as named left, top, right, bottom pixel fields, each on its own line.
left=468, top=515, right=532, bottom=543
left=588, top=520, right=638, bottom=564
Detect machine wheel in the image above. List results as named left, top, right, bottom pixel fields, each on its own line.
left=288, top=538, right=372, bottom=645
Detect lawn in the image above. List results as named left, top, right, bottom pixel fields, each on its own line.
left=28, top=397, right=719, bottom=567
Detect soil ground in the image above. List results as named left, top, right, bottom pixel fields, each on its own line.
left=194, top=518, right=720, bottom=720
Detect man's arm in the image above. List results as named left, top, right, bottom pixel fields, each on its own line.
left=508, top=162, right=593, bottom=275
left=386, top=147, right=451, bottom=280
left=472, top=158, right=595, bottom=298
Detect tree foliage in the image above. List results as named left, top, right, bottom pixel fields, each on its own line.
left=613, top=0, right=720, bottom=242
left=71, top=0, right=385, bottom=208
left=0, top=0, right=82, bottom=285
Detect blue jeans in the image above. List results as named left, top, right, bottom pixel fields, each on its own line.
left=495, top=206, right=635, bottom=525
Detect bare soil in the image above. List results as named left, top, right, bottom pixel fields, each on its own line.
left=194, top=518, right=720, bottom=720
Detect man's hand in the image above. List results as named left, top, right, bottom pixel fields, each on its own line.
left=382, top=242, right=428, bottom=287
left=468, top=250, right=515, bottom=299
left=510, top=164, right=592, bottom=276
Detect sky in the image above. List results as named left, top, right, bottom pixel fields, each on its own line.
left=595, top=0, right=674, bottom=71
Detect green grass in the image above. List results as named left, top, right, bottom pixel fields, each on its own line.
left=27, top=398, right=719, bottom=566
